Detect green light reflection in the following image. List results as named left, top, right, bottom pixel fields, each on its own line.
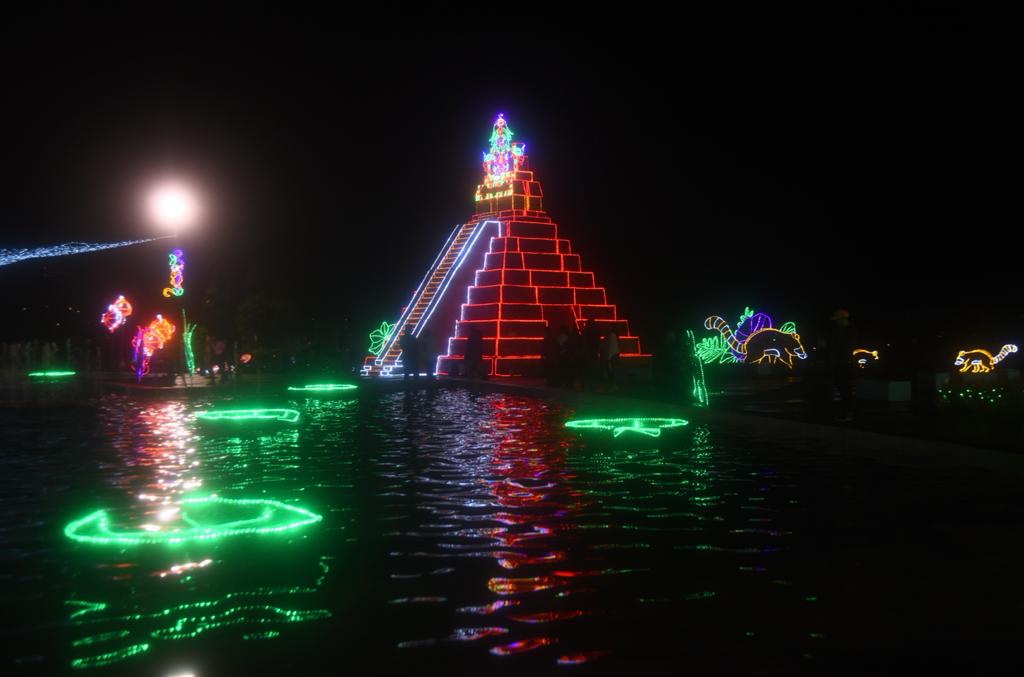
left=64, top=496, right=322, bottom=546
left=565, top=417, right=689, bottom=438
left=196, top=409, right=300, bottom=423
left=287, top=384, right=357, bottom=393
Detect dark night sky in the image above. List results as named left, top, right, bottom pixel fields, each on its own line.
left=2, top=13, right=1021, bottom=355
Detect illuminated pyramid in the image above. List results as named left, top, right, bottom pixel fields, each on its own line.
left=365, top=115, right=649, bottom=377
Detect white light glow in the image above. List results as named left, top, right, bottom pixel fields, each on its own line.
left=147, top=181, right=201, bottom=230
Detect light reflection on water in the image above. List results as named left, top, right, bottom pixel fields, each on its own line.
left=359, top=390, right=818, bottom=671
left=15, top=389, right=818, bottom=673
left=9, top=388, right=1018, bottom=673
left=63, top=395, right=342, bottom=672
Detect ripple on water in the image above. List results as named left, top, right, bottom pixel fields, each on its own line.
left=12, top=389, right=832, bottom=673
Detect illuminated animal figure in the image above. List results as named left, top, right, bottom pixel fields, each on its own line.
left=704, top=315, right=808, bottom=368
left=853, top=348, right=879, bottom=368
left=730, top=308, right=773, bottom=361
left=100, top=295, right=133, bottom=332
left=954, top=344, right=1017, bottom=373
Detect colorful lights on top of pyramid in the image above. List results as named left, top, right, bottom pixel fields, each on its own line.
left=479, top=114, right=526, bottom=193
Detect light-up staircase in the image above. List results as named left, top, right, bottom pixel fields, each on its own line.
left=362, top=221, right=488, bottom=376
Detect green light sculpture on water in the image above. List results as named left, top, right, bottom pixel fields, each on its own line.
left=64, top=496, right=322, bottom=546
left=287, top=384, right=357, bottom=393
left=196, top=408, right=300, bottom=423
left=565, top=417, right=689, bottom=438
left=28, top=370, right=77, bottom=377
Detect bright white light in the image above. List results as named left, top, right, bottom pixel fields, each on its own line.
left=157, top=507, right=180, bottom=522
left=147, top=181, right=200, bottom=230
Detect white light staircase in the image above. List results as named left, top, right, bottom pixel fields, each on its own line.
left=364, top=221, right=488, bottom=376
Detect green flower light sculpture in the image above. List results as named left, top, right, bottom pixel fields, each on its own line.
left=64, top=496, right=322, bottom=546
left=565, top=417, right=689, bottom=438
left=195, top=408, right=300, bottom=423
left=368, top=321, right=395, bottom=356
left=696, top=336, right=736, bottom=364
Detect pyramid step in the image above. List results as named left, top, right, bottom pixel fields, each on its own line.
left=468, top=285, right=539, bottom=305
left=569, top=272, right=595, bottom=287
left=454, top=319, right=546, bottom=339
left=617, top=336, right=641, bottom=354
left=507, top=221, right=558, bottom=239
left=521, top=253, right=562, bottom=271
left=514, top=237, right=559, bottom=254
left=493, top=337, right=544, bottom=357
left=541, top=306, right=577, bottom=331
left=460, top=303, right=544, bottom=322
left=585, top=319, right=630, bottom=336
left=453, top=320, right=498, bottom=338
left=500, top=304, right=545, bottom=321
left=537, top=287, right=573, bottom=305
left=574, top=288, right=607, bottom=305
left=443, top=337, right=497, bottom=357
left=577, top=305, right=616, bottom=321
left=530, top=270, right=568, bottom=287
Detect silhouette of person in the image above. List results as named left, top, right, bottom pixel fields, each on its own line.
left=166, top=332, right=184, bottom=386
left=420, top=328, right=438, bottom=379
left=825, top=308, right=856, bottom=421
left=399, top=329, right=418, bottom=380
left=657, top=329, right=680, bottom=395
left=212, top=338, right=228, bottom=383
